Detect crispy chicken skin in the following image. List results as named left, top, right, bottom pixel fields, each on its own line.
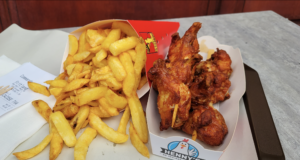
left=148, top=23, right=203, bottom=130
left=148, top=59, right=191, bottom=131
left=148, top=22, right=232, bottom=146
left=166, top=22, right=202, bottom=85
left=182, top=104, right=228, bottom=146
left=190, top=49, right=232, bottom=106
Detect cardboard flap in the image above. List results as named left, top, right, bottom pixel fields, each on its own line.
left=128, top=20, right=180, bottom=86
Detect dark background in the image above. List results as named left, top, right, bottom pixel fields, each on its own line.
left=1, top=0, right=300, bottom=32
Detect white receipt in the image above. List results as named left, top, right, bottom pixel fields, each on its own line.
left=0, top=63, right=55, bottom=116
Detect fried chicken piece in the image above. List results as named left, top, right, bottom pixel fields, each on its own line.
left=182, top=113, right=194, bottom=135
left=147, top=23, right=203, bottom=130
left=182, top=104, right=228, bottom=146
left=190, top=49, right=232, bottom=106
left=166, top=22, right=202, bottom=85
left=148, top=59, right=191, bottom=131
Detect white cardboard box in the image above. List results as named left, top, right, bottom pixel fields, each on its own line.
left=146, top=36, right=246, bottom=160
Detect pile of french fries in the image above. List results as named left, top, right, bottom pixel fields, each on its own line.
left=15, top=21, right=150, bottom=159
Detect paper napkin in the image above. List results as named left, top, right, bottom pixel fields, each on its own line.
left=0, top=55, right=56, bottom=160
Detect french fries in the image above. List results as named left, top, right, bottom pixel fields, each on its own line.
left=81, top=120, right=89, bottom=129
left=28, top=82, right=50, bottom=96
left=55, top=72, right=67, bottom=80
left=107, top=55, right=127, bottom=81
left=73, top=51, right=91, bottom=62
left=32, top=100, right=52, bottom=122
left=89, top=113, right=128, bottom=143
left=127, top=93, right=148, bottom=143
left=129, top=122, right=150, bottom=158
left=49, top=80, right=68, bottom=88
left=74, top=127, right=97, bottom=160
left=119, top=52, right=135, bottom=97
left=89, top=106, right=111, bottom=118
left=68, top=35, right=79, bottom=56
left=117, top=106, right=130, bottom=134
left=89, top=45, right=102, bottom=53
left=109, top=37, right=138, bottom=56
left=86, top=29, right=106, bottom=47
left=64, top=55, right=74, bottom=71
left=127, top=49, right=137, bottom=62
left=105, top=89, right=127, bottom=110
left=50, top=112, right=77, bottom=147
left=106, top=77, right=122, bottom=90
left=53, top=97, right=72, bottom=111
left=102, top=29, right=121, bottom=51
left=75, top=86, right=107, bottom=106
left=68, top=63, right=83, bottom=82
left=93, top=49, right=107, bottom=64
left=49, top=88, right=63, bottom=97
left=61, top=104, right=79, bottom=118
left=13, top=133, right=53, bottom=160
left=63, top=79, right=90, bottom=92
left=78, top=30, right=87, bottom=53
left=69, top=105, right=90, bottom=135
left=134, top=37, right=147, bottom=80
left=29, top=21, right=150, bottom=158
left=98, top=98, right=119, bottom=116
left=49, top=118, right=63, bottom=160
left=87, top=100, right=99, bottom=107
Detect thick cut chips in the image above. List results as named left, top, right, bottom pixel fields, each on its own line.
left=49, top=119, right=63, bottom=160
left=75, top=86, right=107, bottom=106
left=117, top=106, right=130, bottom=134
left=68, top=35, right=78, bottom=56
left=74, top=127, right=97, bottom=160
left=70, top=105, right=90, bottom=135
left=105, top=89, right=127, bottom=110
left=32, top=100, right=52, bottom=122
left=98, top=98, right=119, bottom=116
left=129, top=122, right=150, bottom=158
left=50, top=112, right=77, bottom=147
left=109, top=37, right=138, bottom=56
left=107, top=55, right=127, bottom=81
left=13, top=133, right=53, bottom=160
left=89, top=106, right=111, bottom=118
left=102, top=29, right=121, bottom=51
left=28, top=82, right=50, bottom=97
left=119, top=52, right=135, bottom=97
left=127, top=93, right=148, bottom=143
left=89, top=113, right=128, bottom=143
left=63, top=79, right=90, bottom=92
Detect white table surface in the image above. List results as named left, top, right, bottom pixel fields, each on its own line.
left=0, top=12, right=268, bottom=160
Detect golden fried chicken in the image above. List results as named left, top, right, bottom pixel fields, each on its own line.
left=190, top=49, right=232, bottom=106
left=148, top=23, right=204, bottom=130
left=148, top=59, right=191, bottom=131
left=148, top=22, right=232, bottom=146
left=166, top=22, right=202, bottom=85
left=182, top=103, right=228, bottom=146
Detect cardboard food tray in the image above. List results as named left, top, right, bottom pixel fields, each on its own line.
left=146, top=36, right=246, bottom=160
left=243, top=64, right=285, bottom=160
left=59, top=19, right=180, bottom=98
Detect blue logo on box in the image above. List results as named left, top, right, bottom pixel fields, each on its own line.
left=161, top=139, right=204, bottom=160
